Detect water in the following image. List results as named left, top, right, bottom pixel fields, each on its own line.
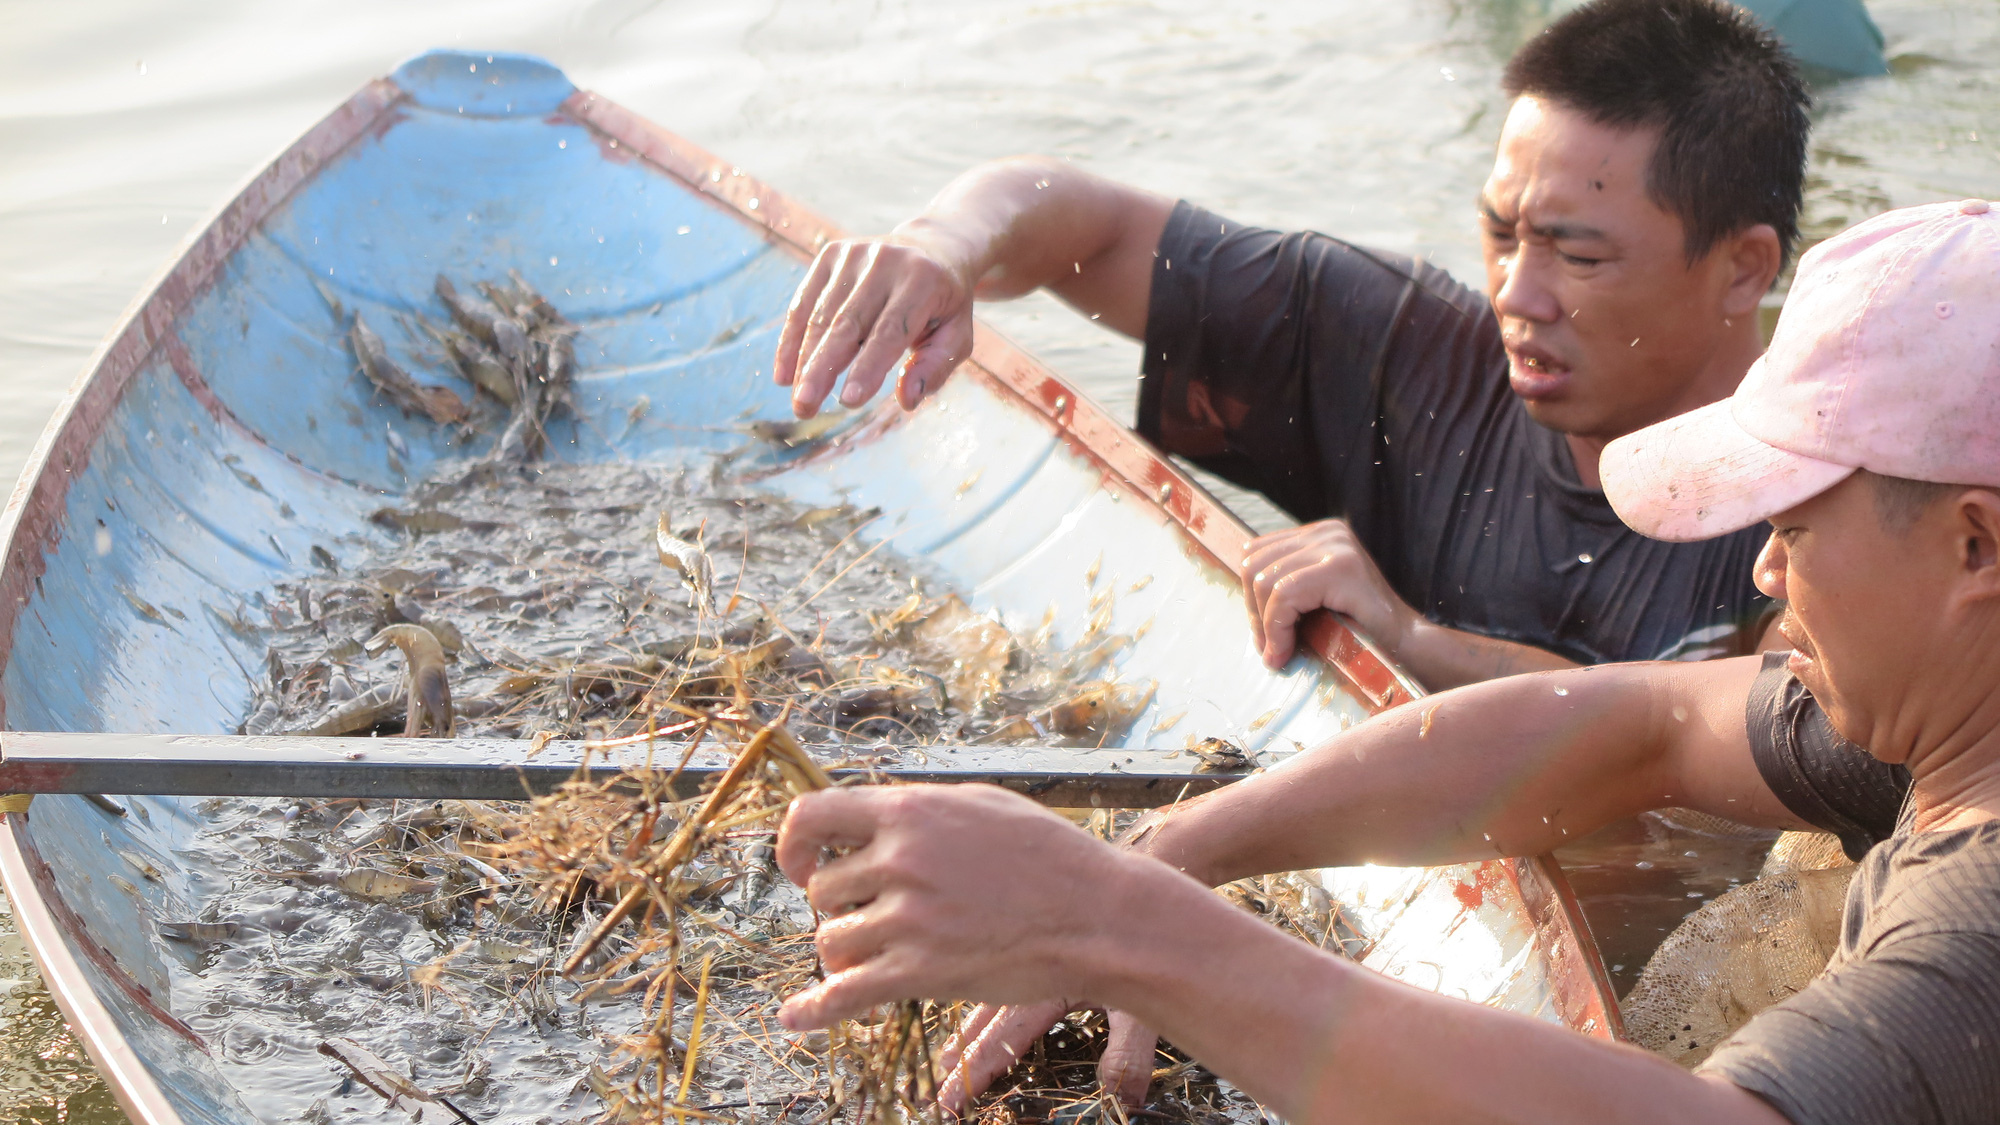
left=1, top=0, right=1996, bottom=1117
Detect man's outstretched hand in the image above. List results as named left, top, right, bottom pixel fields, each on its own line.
left=773, top=234, right=976, bottom=418
left=1241, top=519, right=1418, bottom=670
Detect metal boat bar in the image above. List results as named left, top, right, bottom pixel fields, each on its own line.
left=0, top=731, right=1245, bottom=807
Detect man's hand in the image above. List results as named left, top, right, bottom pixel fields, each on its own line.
left=770, top=157, right=1172, bottom=419
left=774, top=234, right=977, bottom=419
left=934, top=1002, right=1156, bottom=1114
left=1242, top=519, right=1417, bottom=670
left=774, top=785, right=1139, bottom=1029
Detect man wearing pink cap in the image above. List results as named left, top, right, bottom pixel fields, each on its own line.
left=771, top=198, right=2000, bottom=1122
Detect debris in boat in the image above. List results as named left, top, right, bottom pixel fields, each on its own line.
left=371, top=507, right=501, bottom=535
left=746, top=412, right=844, bottom=448
left=199, top=457, right=1205, bottom=1125
left=119, top=587, right=175, bottom=627
left=157, top=920, right=239, bottom=945
left=334, top=868, right=440, bottom=900
left=1190, top=736, right=1252, bottom=772
left=367, top=624, right=455, bottom=738
left=350, top=315, right=470, bottom=426
left=318, top=1037, right=480, bottom=1124
left=656, top=513, right=715, bottom=615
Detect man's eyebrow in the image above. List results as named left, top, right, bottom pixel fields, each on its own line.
left=1476, top=196, right=1610, bottom=242
left=1531, top=219, right=1610, bottom=242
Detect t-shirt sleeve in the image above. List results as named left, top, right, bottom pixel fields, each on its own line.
left=1135, top=200, right=1491, bottom=521
left=1745, top=650, right=1910, bottom=859
left=1702, top=930, right=2000, bottom=1124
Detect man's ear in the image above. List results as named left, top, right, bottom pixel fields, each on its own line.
left=1720, top=224, right=1783, bottom=318
left=1952, top=489, right=2000, bottom=593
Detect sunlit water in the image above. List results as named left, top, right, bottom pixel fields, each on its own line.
left=1, top=0, right=1996, bottom=1117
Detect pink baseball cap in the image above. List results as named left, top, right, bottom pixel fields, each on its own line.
left=1603, top=198, right=2000, bottom=542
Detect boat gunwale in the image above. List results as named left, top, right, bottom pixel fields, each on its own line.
left=0, top=58, right=1619, bottom=1125
left=0, top=76, right=409, bottom=1125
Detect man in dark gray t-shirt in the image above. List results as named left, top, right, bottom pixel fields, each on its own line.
left=1701, top=653, right=2000, bottom=1122
left=769, top=200, right=2000, bottom=1123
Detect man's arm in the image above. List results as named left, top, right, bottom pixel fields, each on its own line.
left=772, top=157, right=1171, bottom=417
left=1137, top=654, right=1810, bottom=885
left=774, top=784, right=1790, bottom=1125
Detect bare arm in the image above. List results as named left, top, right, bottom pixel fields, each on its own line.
left=1138, top=654, right=1811, bottom=885
left=773, top=157, right=1172, bottom=416
left=774, top=784, right=1791, bottom=1125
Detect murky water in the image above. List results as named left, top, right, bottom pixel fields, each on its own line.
left=2, top=0, right=1996, bottom=1117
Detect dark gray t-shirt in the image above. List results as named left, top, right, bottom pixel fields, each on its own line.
left=1700, top=653, right=2000, bottom=1124
left=1139, top=202, right=1774, bottom=665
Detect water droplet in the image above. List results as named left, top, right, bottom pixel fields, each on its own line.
left=748, top=198, right=760, bottom=210
left=1440, top=66, right=1455, bottom=81
left=549, top=256, right=558, bottom=266
left=1577, top=552, right=1593, bottom=564
left=676, top=226, right=691, bottom=235
left=1635, top=861, right=1654, bottom=870
left=609, top=139, right=618, bottom=149
left=1553, top=686, right=1569, bottom=696
left=558, top=139, right=567, bottom=150
left=469, top=63, right=477, bottom=73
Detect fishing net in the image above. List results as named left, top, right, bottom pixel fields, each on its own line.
left=1621, top=830, right=1855, bottom=1066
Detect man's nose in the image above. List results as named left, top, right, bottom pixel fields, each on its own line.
left=1492, top=245, right=1561, bottom=325
left=1754, top=532, right=1789, bottom=601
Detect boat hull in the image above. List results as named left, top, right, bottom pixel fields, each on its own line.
left=0, top=51, right=1617, bottom=1124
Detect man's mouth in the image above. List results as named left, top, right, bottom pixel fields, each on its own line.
left=1778, top=612, right=1820, bottom=681
left=1506, top=345, right=1570, bottom=399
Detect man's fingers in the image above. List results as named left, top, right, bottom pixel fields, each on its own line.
left=790, top=246, right=859, bottom=397
left=801, top=850, right=885, bottom=916
left=838, top=291, right=931, bottom=410
left=775, top=789, right=886, bottom=886
left=1096, top=1012, right=1158, bottom=1108
left=938, top=1000, right=1071, bottom=1115
left=936, top=1002, right=1009, bottom=1077
left=1259, top=567, right=1322, bottom=669
left=895, top=313, right=974, bottom=410
left=780, top=955, right=924, bottom=1031
left=774, top=249, right=837, bottom=387
left=791, top=248, right=878, bottom=416
left=814, top=908, right=892, bottom=973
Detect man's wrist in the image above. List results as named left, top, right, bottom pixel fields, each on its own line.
left=1119, top=805, right=1220, bottom=887
left=888, top=217, right=985, bottom=296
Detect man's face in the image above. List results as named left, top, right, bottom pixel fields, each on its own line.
left=1754, top=475, right=1953, bottom=760
left=1479, top=97, right=1745, bottom=442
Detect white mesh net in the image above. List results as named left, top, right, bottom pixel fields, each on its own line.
left=1621, top=830, right=1855, bottom=1066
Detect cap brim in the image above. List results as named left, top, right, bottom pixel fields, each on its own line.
left=1601, top=398, right=1854, bottom=542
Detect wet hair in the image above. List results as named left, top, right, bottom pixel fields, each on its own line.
left=1502, top=0, right=1812, bottom=266
left=1866, top=471, right=1959, bottom=533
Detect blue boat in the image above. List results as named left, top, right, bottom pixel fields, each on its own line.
left=0, top=52, right=1617, bottom=1122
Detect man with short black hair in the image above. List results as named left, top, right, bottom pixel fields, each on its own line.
left=773, top=197, right=2000, bottom=1123
left=774, top=0, right=1809, bottom=688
